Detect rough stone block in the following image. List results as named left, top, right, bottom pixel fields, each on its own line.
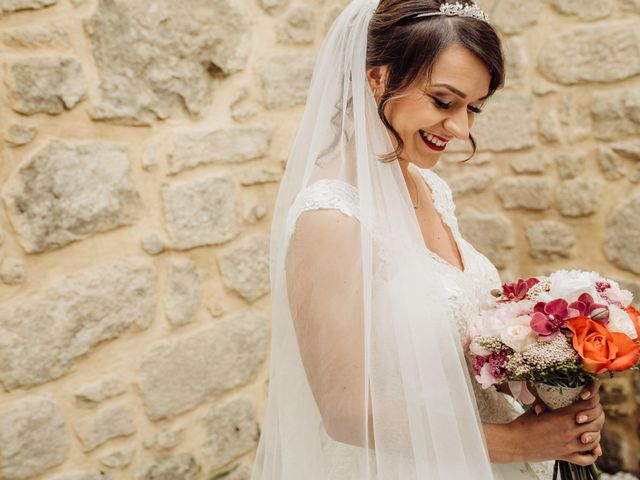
left=162, top=173, right=241, bottom=250
left=137, top=310, right=269, bottom=419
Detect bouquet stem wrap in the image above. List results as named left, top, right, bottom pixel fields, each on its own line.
left=533, top=383, right=601, bottom=480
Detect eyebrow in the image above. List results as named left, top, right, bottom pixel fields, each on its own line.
left=431, top=83, right=489, bottom=102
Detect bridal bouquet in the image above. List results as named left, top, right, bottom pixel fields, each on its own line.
left=468, top=270, right=640, bottom=480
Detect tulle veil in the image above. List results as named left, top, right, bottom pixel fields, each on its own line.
left=251, top=0, right=497, bottom=477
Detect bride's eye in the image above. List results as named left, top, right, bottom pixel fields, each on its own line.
left=468, top=105, right=483, bottom=114
left=431, top=96, right=452, bottom=110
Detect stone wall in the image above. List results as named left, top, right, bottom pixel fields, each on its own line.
left=0, top=0, right=638, bottom=478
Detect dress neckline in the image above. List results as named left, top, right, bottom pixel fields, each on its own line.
left=413, top=167, right=466, bottom=274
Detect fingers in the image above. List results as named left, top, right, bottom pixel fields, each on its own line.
left=575, top=403, right=605, bottom=427
left=567, top=451, right=599, bottom=467
left=580, top=379, right=601, bottom=400
left=593, top=443, right=603, bottom=457
left=577, top=431, right=601, bottom=451
left=532, top=399, right=546, bottom=416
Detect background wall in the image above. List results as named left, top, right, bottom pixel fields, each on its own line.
left=0, top=0, right=638, bottom=478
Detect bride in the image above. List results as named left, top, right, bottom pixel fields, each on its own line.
left=251, top=1, right=605, bottom=478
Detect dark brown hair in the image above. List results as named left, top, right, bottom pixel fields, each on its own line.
left=367, top=0, right=505, bottom=161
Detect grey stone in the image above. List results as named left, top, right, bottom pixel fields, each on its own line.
left=218, top=234, right=270, bottom=303
left=165, top=257, right=201, bottom=326
left=144, top=428, right=184, bottom=451
left=491, top=0, right=540, bottom=34
left=0, top=397, right=65, bottom=480
left=137, top=310, right=269, bottom=419
left=86, top=0, right=249, bottom=125
left=258, top=54, right=315, bottom=109
left=99, top=445, right=136, bottom=468
left=504, top=36, right=528, bottom=87
left=74, top=403, right=136, bottom=452
left=141, top=232, right=167, bottom=256
left=538, top=110, right=561, bottom=143
left=162, top=173, right=241, bottom=250
left=598, top=145, right=625, bottom=180
left=202, top=396, right=259, bottom=471
left=591, top=90, right=640, bottom=140
left=5, top=124, right=37, bottom=146
left=0, top=260, right=156, bottom=390
left=526, top=220, right=576, bottom=260
left=2, top=25, right=70, bottom=49
left=538, top=23, right=640, bottom=85
left=2, top=140, right=143, bottom=254
left=0, top=0, right=55, bottom=13
left=276, top=5, right=315, bottom=44
left=448, top=169, right=496, bottom=197
left=556, top=177, right=602, bottom=217
left=74, top=375, right=126, bottom=407
left=510, top=151, right=551, bottom=174
left=556, top=177, right=603, bottom=217
left=549, top=0, right=614, bottom=20
left=611, top=140, right=640, bottom=161
left=556, top=150, right=587, bottom=179
left=606, top=190, right=640, bottom=274
left=168, top=127, right=271, bottom=174
left=458, top=210, right=514, bottom=270
left=472, top=95, right=537, bottom=152
left=47, top=470, right=112, bottom=480
left=0, top=257, right=25, bottom=285
left=240, top=167, right=282, bottom=186
left=4, top=56, right=86, bottom=115
left=135, top=455, right=201, bottom=480
left=495, top=177, right=552, bottom=211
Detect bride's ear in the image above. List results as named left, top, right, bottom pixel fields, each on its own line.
left=366, top=65, right=388, bottom=100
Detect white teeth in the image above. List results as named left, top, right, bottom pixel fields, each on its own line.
left=422, top=132, right=446, bottom=148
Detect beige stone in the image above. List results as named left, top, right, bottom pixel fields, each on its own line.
left=0, top=397, right=66, bottom=480
left=162, top=173, right=241, bottom=250
left=606, top=191, right=640, bottom=274
left=526, top=220, right=576, bottom=260
left=598, top=146, right=625, bottom=181
left=0, top=0, right=55, bottom=13
left=202, top=396, right=259, bottom=471
left=549, top=0, right=614, bottom=21
left=257, top=54, right=315, bottom=109
left=511, top=151, right=552, bottom=174
left=495, top=177, right=552, bottom=211
left=218, top=234, right=270, bottom=303
left=0, top=260, right=156, bottom=390
left=538, top=110, right=561, bottom=143
left=47, top=470, right=112, bottom=480
left=5, top=124, right=37, bottom=146
left=74, top=403, right=136, bottom=452
left=99, top=445, right=136, bottom=468
left=4, top=57, right=86, bottom=115
left=135, top=455, right=201, bottom=480
left=165, top=256, right=201, bottom=327
left=241, top=167, right=282, bottom=186
left=448, top=169, right=496, bottom=197
left=276, top=5, right=315, bottom=44
left=555, top=149, right=587, bottom=180
left=168, top=127, right=271, bottom=174
left=2, top=140, right=142, bottom=254
left=136, top=310, right=269, bottom=419
left=2, top=24, right=70, bottom=49
left=556, top=177, right=602, bottom=217
left=74, top=375, right=126, bottom=407
left=458, top=210, right=514, bottom=269
left=539, top=22, right=640, bottom=85
left=491, top=0, right=540, bottom=34
left=612, top=140, right=640, bottom=161
left=591, top=90, right=640, bottom=140
left=0, top=256, right=25, bottom=285
left=472, top=95, right=537, bottom=152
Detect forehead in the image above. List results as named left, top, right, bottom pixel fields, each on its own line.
left=427, top=45, right=491, bottom=99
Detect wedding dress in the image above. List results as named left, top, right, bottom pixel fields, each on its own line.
left=283, top=167, right=555, bottom=480
left=251, top=1, right=555, bottom=478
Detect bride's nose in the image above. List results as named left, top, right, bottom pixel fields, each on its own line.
left=443, top=109, right=471, bottom=140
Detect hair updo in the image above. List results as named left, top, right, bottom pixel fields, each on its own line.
left=367, top=0, right=505, bottom=161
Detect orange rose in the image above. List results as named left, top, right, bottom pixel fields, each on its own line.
left=626, top=305, right=640, bottom=339
left=567, top=316, right=640, bottom=374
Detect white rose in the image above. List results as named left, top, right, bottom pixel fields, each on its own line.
left=500, top=315, right=538, bottom=353
left=604, top=283, right=634, bottom=308
left=548, top=270, right=601, bottom=304
left=470, top=339, right=491, bottom=357
left=475, top=363, right=499, bottom=390
left=607, top=305, right=638, bottom=340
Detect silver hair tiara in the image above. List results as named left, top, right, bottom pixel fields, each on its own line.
left=414, top=2, right=490, bottom=22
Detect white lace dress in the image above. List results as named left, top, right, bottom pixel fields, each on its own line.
left=286, top=168, right=554, bottom=479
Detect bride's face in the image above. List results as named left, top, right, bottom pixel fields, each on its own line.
left=368, top=45, right=492, bottom=169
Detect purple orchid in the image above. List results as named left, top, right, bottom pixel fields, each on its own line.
left=530, top=299, right=570, bottom=337
left=568, top=293, right=609, bottom=324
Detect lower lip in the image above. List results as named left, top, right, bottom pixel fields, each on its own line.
left=420, top=134, right=446, bottom=152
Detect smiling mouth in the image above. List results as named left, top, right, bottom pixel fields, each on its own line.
left=419, top=130, right=448, bottom=152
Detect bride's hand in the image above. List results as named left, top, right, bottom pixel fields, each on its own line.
left=510, top=386, right=605, bottom=466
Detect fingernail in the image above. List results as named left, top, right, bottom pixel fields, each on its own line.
left=577, top=415, right=588, bottom=424
left=534, top=404, right=544, bottom=415
left=580, top=391, right=591, bottom=400
left=583, top=435, right=592, bottom=444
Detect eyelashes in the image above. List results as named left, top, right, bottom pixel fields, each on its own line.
left=431, top=96, right=483, bottom=114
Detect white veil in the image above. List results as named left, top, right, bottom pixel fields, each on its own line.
left=252, top=0, right=496, bottom=477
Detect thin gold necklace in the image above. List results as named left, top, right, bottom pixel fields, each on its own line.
left=410, top=173, right=420, bottom=209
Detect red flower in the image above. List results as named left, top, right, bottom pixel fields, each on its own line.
left=530, top=299, right=569, bottom=337
left=501, top=277, right=539, bottom=302
left=569, top=293, right=610, bottom=324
